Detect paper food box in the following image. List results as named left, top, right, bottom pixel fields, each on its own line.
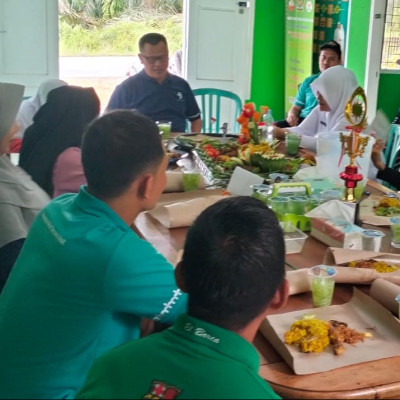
left=311, top=218, right=364, bottom=249
left=259, top=288, right=400, bottom=375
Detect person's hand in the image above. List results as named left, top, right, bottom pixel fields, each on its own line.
left=287, top=113, right=299, bottom=127
left=371, top=138, right=386, bottom=171
left=273, top=126, right=286, bottom=141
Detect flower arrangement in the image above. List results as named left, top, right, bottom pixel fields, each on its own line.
left=237, top=103, right=269, bottom=145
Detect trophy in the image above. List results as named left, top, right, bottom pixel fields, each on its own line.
left=339, top=86, right=369, bottom=202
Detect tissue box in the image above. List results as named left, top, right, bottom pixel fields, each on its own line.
left=311, top=218, right=364, bottom=249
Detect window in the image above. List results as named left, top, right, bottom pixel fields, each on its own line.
left=381, top=0, right=400, bottom=70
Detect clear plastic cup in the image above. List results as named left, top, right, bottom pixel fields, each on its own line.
left=308, top=265, right=337, bottom=307
left=396, top=294, right=400, bottom=319
left=390, top=217, right=400, bottom=248
left=157, top=120, right=172, bottom=142
left=288, top=195, right=308, bottom=215
left=362, top=229, right=385, bottom=252
left=182, top=169, right=201, bottom=192
left=285, top=133, right=301, bottom=156
left=269, top=196, right=289, bottom=215
left=254, top=188, right=273, bottom=204
left=321, top=189, right=343, bottom=202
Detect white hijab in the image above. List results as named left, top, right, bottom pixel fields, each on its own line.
left=0, top=82, right=50, bottom=248
left=288, top=66, right=358, bottom=150
left=15, top=78, right=67, bottom=139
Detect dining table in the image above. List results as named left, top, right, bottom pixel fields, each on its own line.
left=133, top=137, right=400, bottom=399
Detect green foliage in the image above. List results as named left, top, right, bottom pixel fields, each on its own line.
left=59, top=16, right=183, bottom=56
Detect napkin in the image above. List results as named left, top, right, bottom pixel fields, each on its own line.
left=163, top=171, right=206, bottom=193
left=370, top=278, right=400, bottom=314
left=226, top=166, right=264, bottom=196
left=148, top=195, right=226, bottom=228
left=306, top=199, right=355, bottom=222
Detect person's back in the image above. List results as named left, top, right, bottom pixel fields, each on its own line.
left=76, top=196, right=288, bottom=399
left=19, top=85, right=100, bottom=196
left=76, top=317, right=279, bottom=399
left=0, top=82, right=50, bottom=292
left=0, top=110, right=187, bottom=399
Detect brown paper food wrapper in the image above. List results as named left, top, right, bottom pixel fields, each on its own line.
left=287, top=266, right=379, bottom=296
left=163, top=171, right=206, bottom=193
left=370, top=278, right=400, bottom=315
left=359, top=195, right=391, bottom=226
left=148, top=195, right=226, bottom=228
left=323, top=247, right=400, bottom=284
left=260, top=288, right=400, bottom=375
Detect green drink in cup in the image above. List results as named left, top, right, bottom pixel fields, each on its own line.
left=157, top=120, right=172, bottom=142
left=308, top=265, right=337, bottom=307
left=390, top=217, right=400, bottom=248
left=285, top=133, right=301, bottom=156
left=182, top=169, right=201, bottom=192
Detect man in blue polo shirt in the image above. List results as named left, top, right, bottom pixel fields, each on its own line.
left=107, top=33, right=201, bottom=133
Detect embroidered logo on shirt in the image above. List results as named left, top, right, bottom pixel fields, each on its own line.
left=184, top=323, right=220, bottom=344
left=143, top=380, right=181, bottom=399
left=176, top=92, right=183, bottom=101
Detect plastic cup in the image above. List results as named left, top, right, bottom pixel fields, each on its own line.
left=250, top=183, right=271, bottom=197
left=157, top=120, right=172, bottom=142
left=182, top=169, right=201, bottom=192
left=254, top=188, right=273, bottom=204
left=390, top=217, right=400, bottom=248
left=321, top=189, right=343, bottom=202
left=396, top=294, right=400, bottom=319
left=288, top=195, right=308, bottom=215
left=362, top=229, right=385, bottom=252
left=269, top=196, right=289, bottom=215
left=285, top=133, right=301, bottom=156
left=308, top=265, right=337, bottom=307
left=307, top=194, right=324, bottom=211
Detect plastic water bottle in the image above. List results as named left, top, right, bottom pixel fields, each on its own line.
left=262, top=109, right=275, bottom=143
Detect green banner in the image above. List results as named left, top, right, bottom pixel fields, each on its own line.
left=312, top=0, right=350, bottom=73
left=284, top=0, right=316, bottom=113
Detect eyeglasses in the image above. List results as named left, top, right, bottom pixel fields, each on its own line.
left=140, top=54, right=168, bottom=64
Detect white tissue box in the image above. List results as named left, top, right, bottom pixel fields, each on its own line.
left=311, top=218, right=363, bottom=249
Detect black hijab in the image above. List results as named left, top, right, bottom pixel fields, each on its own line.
left=19, top=85, right=100, bottom=196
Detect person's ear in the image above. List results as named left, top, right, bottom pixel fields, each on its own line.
left=137, top=173, right=154, bottom=200
left=174, top=261, right=188, bottom=293
left=268, top=278, right=289, bottom=310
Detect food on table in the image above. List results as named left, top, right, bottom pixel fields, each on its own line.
left=193, top=138, right=304, bottom=182
left=284, top=317, right=371, bottom=355
left=347, top=259, right=399, bottom=273
left=374, top=196, right=400, bottom=216
left=166, top=150, right=183, bottom=160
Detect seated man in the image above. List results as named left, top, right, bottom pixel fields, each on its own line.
left=107, top=33, right=201, bottom=133
left=276, top=40, right=342, bottom=128
left=76, top=196, right=288, bottom=399
left=0, top=110, right=187, bottom=399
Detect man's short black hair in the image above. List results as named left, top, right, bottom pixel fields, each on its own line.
left=81, top=110, right=165, bottom=199
left=139, top=33, right=168, bottom=52
left=320, top=40, right=342, bottom=59
left=181, top=196, right=286, bottom=331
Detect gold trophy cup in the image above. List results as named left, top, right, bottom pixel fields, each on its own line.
left=339, top=86, right=369, bottom=203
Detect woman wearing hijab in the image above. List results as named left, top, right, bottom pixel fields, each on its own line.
left=10, top=79, right=68, bottom=152
left=0, top=82, right=50, bottom=291
left=274, top=66, right=359, bottom=151
left=19, top=85, right=100, bottom=197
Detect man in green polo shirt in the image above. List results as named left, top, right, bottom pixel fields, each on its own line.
left=76, top=196, right=289, bottom=399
